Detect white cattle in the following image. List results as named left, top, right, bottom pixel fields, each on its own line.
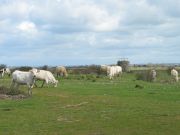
left=150, top=69, right=157, bottom=82
left=11, top=70, right=37, bottom=95
left=100, top=65, right=122, bottom=79
left=171, top=69, right=178, bottom=82
left=0, top=68, right=11, bottom=78
left=30, top=68, right=58, bottom=87
left=5, top=68, right=11, bottom=76
left=100, top=65, right=110, bottom=75
left=100, top=65, right=109, bottom=72
left=0, top=69, right=4, bottom=78
left=107, top=66, right=122, bottom=79
left=55, top=66, right=68, bottom=77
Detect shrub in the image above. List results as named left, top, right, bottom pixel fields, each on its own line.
left=117, top=60, right=130, bottom=72
left=41, top=65, right=48, bottom=70
left=86, top=74, right=97, bottom=80
left=80, top=74, right=87, bottom=80
left=16, top=66, right=32, bottom=71
left=0, top=64, right=6, bottom=69
left=0, top=86, right=25, bottom=95
left=0, top=86, right=9, bottom=94
left=135, top=70, right=154, bottom=82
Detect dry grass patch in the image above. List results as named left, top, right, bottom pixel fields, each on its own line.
left=0, top=86, right=28, bottom=100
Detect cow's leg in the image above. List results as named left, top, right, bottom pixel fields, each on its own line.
left=33, top=80, right=38, bottom=88
left=45, top=79, right=49, bottom=87
left=41, top=80, right=45, bottom=88
left=10, top=80, right=15, bottom=90
left=16, top=84, right=20, bottom=90
left=28, top=86, right=32, bottom=96
left=175, top=77, right=179, bottom=82
left=1, top=72, right=4, bottom=78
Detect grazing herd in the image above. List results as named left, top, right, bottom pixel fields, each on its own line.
left=0, top=66, right=179, bottom=96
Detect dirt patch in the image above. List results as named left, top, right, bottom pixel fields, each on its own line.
left=62, top=102, right=88, bottom=108
left=0, top=94, right=28, bottom=100
left=175, top=115, right=180, bottom=120
left=0, top=94, right=9, bottom=99
left=57, top=115, right=80, bottom=123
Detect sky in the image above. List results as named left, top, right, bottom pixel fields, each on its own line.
left=0, top=0, right=180, bottom=66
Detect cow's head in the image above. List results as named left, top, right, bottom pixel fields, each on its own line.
left=29, top=68, right=38, bottom=78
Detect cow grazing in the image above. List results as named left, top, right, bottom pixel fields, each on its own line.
left=0, top=68, right=11, bottom=78
left=171, top=69, right=178, bottom=82
left=30, top=68, right=58, bottom=87
left=11, top=70, right=37, bottom=95
left=55, top=66, right=68, bottom=77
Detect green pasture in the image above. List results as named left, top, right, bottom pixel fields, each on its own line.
left=0, top=71, right=179, bottom=135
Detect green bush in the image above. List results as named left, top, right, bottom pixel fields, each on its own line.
left=117, top=60, right=130, bottom=72
left=135, top=70, right=154, bottom=82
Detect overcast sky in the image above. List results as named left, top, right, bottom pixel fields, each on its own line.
left=0, top=0, right=180, bottom=66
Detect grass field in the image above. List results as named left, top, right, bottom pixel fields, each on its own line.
left=0, top=72, right=180, bottom=135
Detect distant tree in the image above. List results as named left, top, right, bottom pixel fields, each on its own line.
left=117, top=60, right=130, bottom=72
left=0, top=64, right=6, bottom=69
left=41, top=65, right=48, bottom=70
left=18, top=66, right=32, bottom=71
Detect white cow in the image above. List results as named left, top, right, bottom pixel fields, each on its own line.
left=55, top=66, right=68, bottom=77
left=107, top=66, right=122, bottom=79
left=100, top=65, right=109, bottom=72
left=150, top=69, right=157, bottom=82
left=101, top=65, right=122, bottom=79
left=100, top=65, right=110, bottom=76
left=30, top=68, right=58, bottom=87
left=171, top=69, right=178, bottom=82
left=0, top=68, right=11, bottom=78
left=0, top=69, right=4, bottom=78
left=5, top=68, right=11, bottom=76
left=11, top=70, right=37, bottom=95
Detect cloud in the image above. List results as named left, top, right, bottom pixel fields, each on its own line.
left=147, top=0, right=180, bottom=17
left=0, top=0, right=33, bottom=21
left=0, top=0, right=180, bottom=66
left=122, top=0, right=164, bottom=26
left=16, top=21, right=37, bottom=33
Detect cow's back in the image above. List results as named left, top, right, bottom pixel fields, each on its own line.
left=12, top=70, right=33, bottom=84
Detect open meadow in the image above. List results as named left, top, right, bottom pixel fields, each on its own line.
left=0, top=71, right=180, bottom=135
left=1, top=0, right=180, bottom=134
